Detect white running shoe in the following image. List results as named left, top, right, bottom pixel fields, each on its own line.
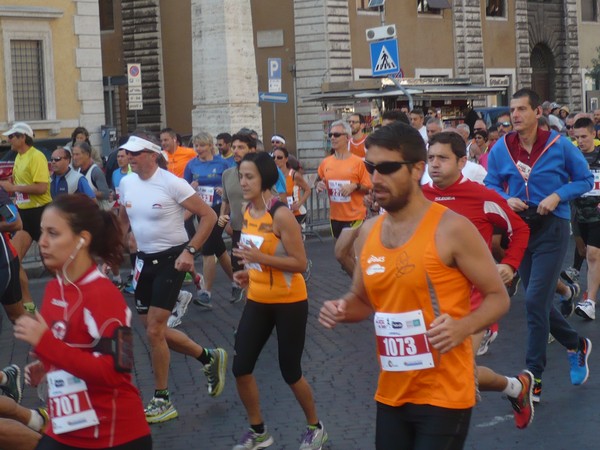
left=575, top=299, right=596, bottom=321
left=168, top=291, right=193, bottom=328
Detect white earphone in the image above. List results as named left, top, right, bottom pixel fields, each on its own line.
left=76, top=237, right=85, bottom=250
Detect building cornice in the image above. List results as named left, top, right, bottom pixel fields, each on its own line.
left=0, top=6, right=63, bottom=19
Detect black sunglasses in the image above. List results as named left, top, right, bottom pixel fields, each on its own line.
left=50, top=157, right=66, bottom=162
left=328, top=132, right=346, bottom=138
left=7, top=133, right=22, bottom=139
left=498, top=121, right=511, bottom=127
left=565, top=125, right=573, bottom=130
left=273, top=155, right=285, bottom=160
left=364, top=160, right=417, bottom=175
left=125, top=150, right=152, bottom=156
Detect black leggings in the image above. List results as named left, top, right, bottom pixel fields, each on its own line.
left=375, top=402, right=472, bottom=450
left=36, top=434, right=152, bottom=450
left=232, top=299, right=308, bottom=384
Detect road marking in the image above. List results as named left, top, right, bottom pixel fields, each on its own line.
left=475, top=414, right=513, bottom=428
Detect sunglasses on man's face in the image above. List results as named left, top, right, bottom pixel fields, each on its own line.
left=50, top=157, right=66, bottom=162
left=364, top=160, right=417, bottom=175
left=498, top=122, right=511, bottom=127
left=565, top=125, right=574, bottom=130
left=328, top=132, right=346, bottom=138
left=7, top=133, right=22, bottom=140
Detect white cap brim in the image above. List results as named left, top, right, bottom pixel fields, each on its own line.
left=119, top=136, right=162, bottom=153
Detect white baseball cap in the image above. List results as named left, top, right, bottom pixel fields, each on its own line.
left=3, top=122, right=33, bottom=138
left=119, top=136, right=162, bottom=154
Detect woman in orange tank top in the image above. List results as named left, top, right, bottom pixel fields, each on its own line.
left=230, top=152, right=328, bottom=450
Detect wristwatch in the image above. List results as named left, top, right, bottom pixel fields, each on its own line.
left=184, top=245, right=197, bottom=255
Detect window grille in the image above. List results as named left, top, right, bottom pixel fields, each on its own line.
left=10, top=40, right=46, bottom=121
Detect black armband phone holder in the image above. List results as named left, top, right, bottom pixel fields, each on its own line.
left=93, top=326, right=134, bottom=373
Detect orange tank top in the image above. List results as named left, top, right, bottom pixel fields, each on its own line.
left=360, top=203, right=475, bottom=409
left=242, top=203, right=307, bottom=304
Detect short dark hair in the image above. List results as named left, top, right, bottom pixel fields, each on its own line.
left=428, top=131, right=467, bottom=159
left=351, top=113, right=365, bottom=124
left=231, top=133, right=257, bottom=149
left=513, top=88, right=541, bottom=110
left=216, top=133, right=232, bottom=143
left=381, top=109, right=410, bottom=124
left=241, top=152, right=279, bottom=191
left=488, top=125, right=498, bottom=133
left=71, top=127, right=90, bottom=146
left=496, top=113, right=511, bottom=123
left=365, top=122, right=427, bottom=162
left=473, top=130, right=488, bottom=141
left=410, top=108, right=424, bottom=118
left=574, top=117, right=595, bottom=133
left=160, top=127, right=177, bottom=138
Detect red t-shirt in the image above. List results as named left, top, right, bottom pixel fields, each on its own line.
left=35, top=268, right=149, bottom=448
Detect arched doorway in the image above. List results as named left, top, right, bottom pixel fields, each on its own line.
left=531, top=43, right=555, bottom=101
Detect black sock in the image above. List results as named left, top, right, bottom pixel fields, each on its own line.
left=197, top=348, right=212, bottom=365
left=154, top=389, right=169, bottom=400
left=251, top=423, right=265, bottom=434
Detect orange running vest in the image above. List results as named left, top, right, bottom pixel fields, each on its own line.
left=360, top=203, right=476, bottom=409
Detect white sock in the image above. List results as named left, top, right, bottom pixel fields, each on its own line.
left=27, top=410, right=43, bottom=432
left=502, top=377, right=522, bottom=398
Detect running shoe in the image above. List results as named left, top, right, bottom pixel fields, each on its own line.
left=231, top=284, right=246, bottom=304
left=532, top=378, right=542, bottom=403
left=23, top=302, right=37, bottom=314
left=477, top=328, right=498, bottom=356
left=575, top=299, right=596, bottom=320
left=0, top=364, right=22, bottom=404
left=560, top=267, right=580, bottom=284
left=559, top=282, right=580, bottom=318
left=303, top=259, right=313, bottom=282
left=233, top=428, right=274, bottom=450
left=194, top=291, right=213, bottom=309
left=506, top=272, right=521, bottom=297
left=568, top=337, right=592, bottom=385
left=299, top=422, right=328, bottom=450
left=168, top=291, right=193, bottom=328
left=204, top=348, right=227, bottom=397
left=194, top=273, right=205, bottom=291
left=35, top=407, right=49, bottom=433
left=183, top=272, right=194, bottom=285
left=144, top=397, right=178, bottom=424
left=507, top=370, right=534, bottom=429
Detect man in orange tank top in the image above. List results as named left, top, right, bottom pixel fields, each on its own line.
left=319, top=122, right=510, bottom=450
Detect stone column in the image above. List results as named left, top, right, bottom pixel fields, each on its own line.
left=73, top=0, right=106, bottom=148
left=514, top=0, right=531, bottom=89
left=190, top=0, right=262, bottom=138
left=293, top=0, right=353, bottom=169
left=452, top=0, right=486, bottom=87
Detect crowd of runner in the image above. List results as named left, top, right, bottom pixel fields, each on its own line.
left=0, top=88, right=598, bottom=449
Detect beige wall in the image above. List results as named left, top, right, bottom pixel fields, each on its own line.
left=481, top=1, right=517, bottom=68
left=251, top=0, right=296, bottom=152
left=0, top=0, right=83, bottom=138
left=160, top=0, right=193, bottom=134
left=349, top=3, right=455, bottom=77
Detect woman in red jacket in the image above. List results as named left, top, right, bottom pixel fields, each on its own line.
left=14, top=194, right=151, bottom=450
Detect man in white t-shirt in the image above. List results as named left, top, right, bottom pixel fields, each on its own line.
left=118, top=135, right=226, bottom=424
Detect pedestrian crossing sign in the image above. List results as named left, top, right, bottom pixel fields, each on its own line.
left=369, top=38, right=400, bottom=77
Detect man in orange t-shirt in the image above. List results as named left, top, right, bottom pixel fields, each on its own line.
left=317, top=120, right=372, bottom=239
left=160, top=128, right=196, bottom=178
left=319, top=122, right=509, bottom=450
left=348, top=113, right=367, bottom=158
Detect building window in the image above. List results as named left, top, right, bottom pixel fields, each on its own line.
left=486, top=0, right=506, bottom=17
left=581, top=0, right=598, bottom=22
left=11, top=40, right=46, bottom=121
left=417, top=0, right=441, bottom=14
left=99, top=0, right=115, bottom=31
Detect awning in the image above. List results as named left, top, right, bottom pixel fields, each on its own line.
left=306, top=78, right=506, bottom=104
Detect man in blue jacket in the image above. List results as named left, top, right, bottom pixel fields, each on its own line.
left=485, top=88, right=594, bottom=403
